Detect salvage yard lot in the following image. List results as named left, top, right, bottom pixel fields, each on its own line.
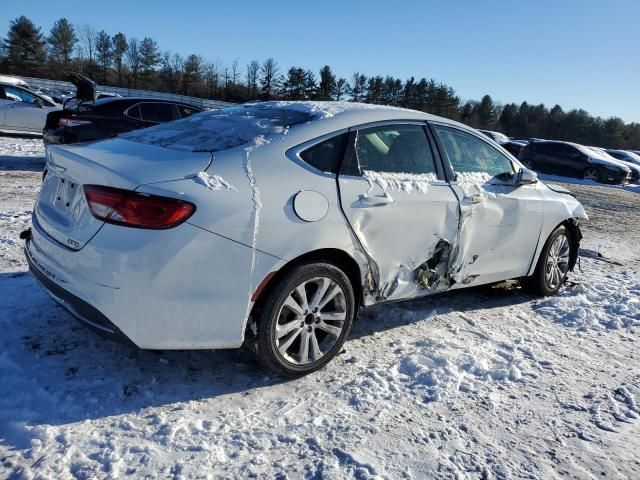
left=1, top=134, right=639, bottom=479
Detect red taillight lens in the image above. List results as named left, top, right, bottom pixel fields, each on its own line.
left=83, top=185, right=195, bottom=229
left=59, top=118, right=92, bottom=127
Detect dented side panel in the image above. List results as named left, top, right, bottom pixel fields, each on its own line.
left=337, top=174, right=460, bottom=305
left=447, top=179, right=544, bottom=287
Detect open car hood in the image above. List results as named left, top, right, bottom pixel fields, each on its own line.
left=66, top=72, right=96, bottom=102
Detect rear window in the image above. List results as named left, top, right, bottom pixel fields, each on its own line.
left=121, top=104, right=315, bottom=152
left=299, top=133, right=348, bottom=173
left=139, top=102, right=178, bottom=123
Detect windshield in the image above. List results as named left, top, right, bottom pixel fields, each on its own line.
left=121, top=103, right=315, bottom=152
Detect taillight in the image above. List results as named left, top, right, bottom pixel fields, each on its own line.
left=83, top=185, right=195, bottom=229
left=59, top=118, right=92, bottom=127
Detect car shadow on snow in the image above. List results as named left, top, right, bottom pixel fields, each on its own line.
left=351, top=281, right=533, bottom=340
left=0, top=156, right=45, bottom=172
left=0, top=272, right=533, bottom=443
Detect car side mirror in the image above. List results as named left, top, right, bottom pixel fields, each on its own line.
left=516, top=167, right=538, bottom=185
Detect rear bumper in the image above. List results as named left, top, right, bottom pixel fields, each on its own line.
left=23, top=212, right=279, bottom=350
left=25, top=230, right=138, bottom=347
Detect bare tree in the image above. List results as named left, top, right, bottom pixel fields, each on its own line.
left=259, top=58, right=279, bottom=100
left=246, top=60, right=260, bottom=100
left=230, top=58, right=240, bottom=86
left=125, top=37, right=141, bottom=88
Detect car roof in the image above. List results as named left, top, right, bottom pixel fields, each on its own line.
left=92, top=96, right=203, bottom=108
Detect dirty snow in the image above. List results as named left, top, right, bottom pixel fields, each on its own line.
left=1, top=134, right=640, bottom=479
left=193, top=171, right=238, bottom=192
left=363, top=170, right=437, bottom=194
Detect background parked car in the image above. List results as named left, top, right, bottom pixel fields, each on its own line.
left=604, top=149, right=640, bottom=166
left=0, top=79, right=62, bottom=133
left=588, top=147, right=640, bottom=183
left=478, top=129, right=509, bottom=143
left=501, top=140, right=528, bottom=157
left=44, top=97, right=204, bottom=145
left=518, top=140, right=631, bottom=183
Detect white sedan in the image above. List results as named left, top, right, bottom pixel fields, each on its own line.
left=0, top=82, right=61, bottom=133
left=24, top=102, right=587, bottom=376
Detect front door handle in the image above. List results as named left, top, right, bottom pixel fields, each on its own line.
left=358, top=193, right=394, bottom=207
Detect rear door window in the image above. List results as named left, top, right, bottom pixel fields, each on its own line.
left=354, top=124, right=437, bottom=175
left=138, top=103, right=179, bottom=123
left=125, top=104, right=141, bottom=120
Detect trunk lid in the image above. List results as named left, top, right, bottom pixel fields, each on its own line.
left=67, top=72, right=96, bottom=102
left=35, top=139, right=211, bottom=250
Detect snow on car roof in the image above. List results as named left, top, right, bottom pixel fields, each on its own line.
left=120, top=101, right=422, bottom=152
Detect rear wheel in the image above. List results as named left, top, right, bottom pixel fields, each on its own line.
left=583, top=167, right=601, bottom=182
left=249, top=262, right=356, bottom=377
left=523, top=225, right=572, bottom=296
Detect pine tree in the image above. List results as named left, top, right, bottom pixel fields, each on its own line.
left=335, top=78, right=348, bottom=101
left=139, top=37, right=160, bottom=88
left=478, top=94, right=497, bottom=129
left=259, top=58, right=279, bottom=100
left=3, top=16, right=46, bottom=75
left=47, top=18, right=76, bottom=64
left=318, top=65, right=336, bottom=100
left=111, top=33, right=127, bottom=87
left=95, top=30, right=112, bottom=83
left=304, top=69, right=318, bottom=99
left=182, top=54, right=203, bottom=95
left=348, top=72, right=367, bottom=102
left=281, top=67, right=306, bottom=100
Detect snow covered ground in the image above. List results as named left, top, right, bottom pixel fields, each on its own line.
left=1, top=135, right=639, bottom=479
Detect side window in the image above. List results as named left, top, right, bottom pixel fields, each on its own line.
left=299, top=133, right=348, bottom=174
left=355, top=124, right=436, bottom=175
left=138, top=103, right=179, bottom=123
left=178, top=105, right=200, bottom=118
left=4, top=86, right=38, bottom=104
left=432, top=125, right=514, bottom=177
left=125, top=104, right=141, bottom=120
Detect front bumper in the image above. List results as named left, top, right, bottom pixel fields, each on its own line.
left=24, top=229, right=137, bottom=347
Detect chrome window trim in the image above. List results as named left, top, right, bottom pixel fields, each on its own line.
left=286, top=128, right=350, bottom=178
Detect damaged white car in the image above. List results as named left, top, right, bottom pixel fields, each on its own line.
left=24, top=102, right=587, bottom=376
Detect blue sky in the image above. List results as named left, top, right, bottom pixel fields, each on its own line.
left=5, top=0, right=640, bottom=122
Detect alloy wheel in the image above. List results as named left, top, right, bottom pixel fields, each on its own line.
left=274, top=277, right=347, bottom=366
left=583, top=168, right=600, bottom=181
left=544, top=234, right=570, bottom=289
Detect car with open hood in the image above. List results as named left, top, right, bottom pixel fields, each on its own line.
left=43, top=73, right=203, bottom=145
left=24, top=101, right=587, bottom=376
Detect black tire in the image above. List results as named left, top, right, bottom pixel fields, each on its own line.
left=583, top=167, right=601, bottom=182
left=249, top=262, right=356, bottom=377
left=523, top=225, right=572, bottom=296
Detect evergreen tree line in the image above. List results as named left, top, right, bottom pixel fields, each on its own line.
left=2, top=15, right=638, bottom=149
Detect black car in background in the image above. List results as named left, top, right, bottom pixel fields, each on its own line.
left=43, top=73, right=204, bottom=145
left=518, top=140, right=631, bottom=184
left=44, top=97, right=203, bottom=145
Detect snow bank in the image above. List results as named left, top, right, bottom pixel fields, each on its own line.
left=536, top=278, right=640, bottom=330
left=363, top=170, right=437, bottom=194
left=193, top=171, right=237, bottom=191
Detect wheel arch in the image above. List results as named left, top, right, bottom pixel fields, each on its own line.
left=527, top=217, right=582, bottom=276
left=248, top=248, right=364, bottom=326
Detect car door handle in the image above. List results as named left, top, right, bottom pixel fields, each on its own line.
left=358, top=193, right=394, bottom=207
left=465, top=194, right=484, bottom=204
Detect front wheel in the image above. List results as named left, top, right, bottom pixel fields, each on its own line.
left=249, top=262, right=356, bottom=377
left=523, top=225, right=572, bottom=296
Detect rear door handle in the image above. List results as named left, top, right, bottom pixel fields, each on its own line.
left=358, top=193, right=394, bottom=207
